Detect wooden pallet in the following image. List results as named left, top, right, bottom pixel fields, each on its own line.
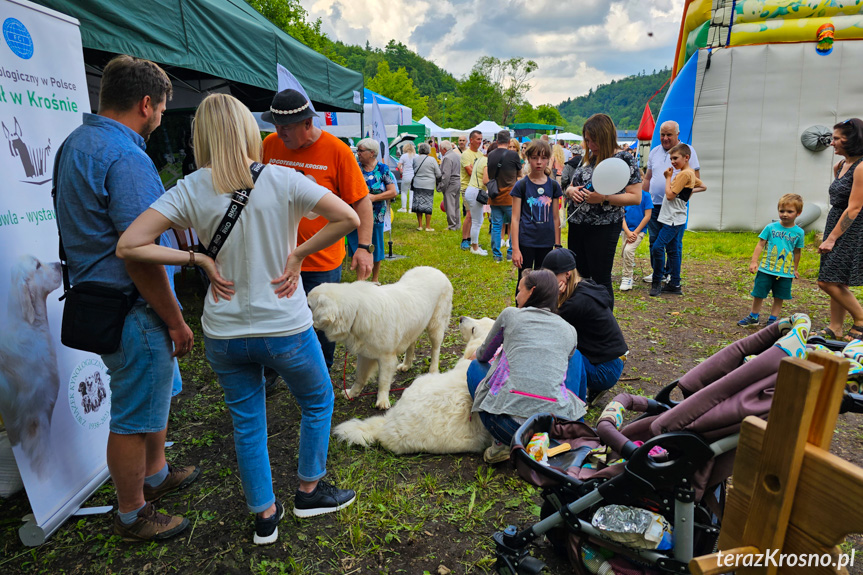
left=690, top=351, right=862, bottom=574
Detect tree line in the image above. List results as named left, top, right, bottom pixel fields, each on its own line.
left=248, top=0, right=671, bottom=131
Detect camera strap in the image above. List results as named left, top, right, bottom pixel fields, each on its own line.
left=203, top=162, right=265, bottom=259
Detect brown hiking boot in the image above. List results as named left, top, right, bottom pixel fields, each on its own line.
left=143, top=464, right=201, bottom=502
left=113, top=502, right=189, bottom=541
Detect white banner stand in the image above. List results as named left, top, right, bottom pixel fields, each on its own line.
left=1, top=0, right=112, bottom=546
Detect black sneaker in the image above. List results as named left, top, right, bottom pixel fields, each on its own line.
left=254, top=500, right=284, bottom=545
left=661, top=283, right=683, bottom=295
left=293, top=480, right=356, bottom=518
left=649, top=282, right=662, bottom=297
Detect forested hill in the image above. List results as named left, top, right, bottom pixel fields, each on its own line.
left=329, top=40, right=459, bottom=100
left=556, top=68, right=672, bottom=130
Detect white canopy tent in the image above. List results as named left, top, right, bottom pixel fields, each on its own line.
left=445, top=127, right=469, bottom=137
left=549, top=132, right=583, bottom=142
left=467, top=120, right=509, bottom=139
left=418, top=116, right=452, bottom=137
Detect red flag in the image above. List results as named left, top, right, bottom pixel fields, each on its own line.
left=636, top=103, right=656, bottom=141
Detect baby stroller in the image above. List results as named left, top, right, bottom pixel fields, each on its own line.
left=493, top=314, right=863, bottom=575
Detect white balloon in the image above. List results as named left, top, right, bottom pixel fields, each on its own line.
left=591, top=157, right=630, bottom=195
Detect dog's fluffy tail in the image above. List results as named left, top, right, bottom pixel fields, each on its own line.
left=333, top=416, right=388, bottom=448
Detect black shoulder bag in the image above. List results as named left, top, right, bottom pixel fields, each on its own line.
left=486, top=152, right=505, bottom=200
left=54, top=156, right=263, bottom=355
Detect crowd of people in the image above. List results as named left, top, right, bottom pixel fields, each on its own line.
left=52, top=53, right=863, bottom=547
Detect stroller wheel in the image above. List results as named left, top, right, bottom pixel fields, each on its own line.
left=539, top=500, right=568, bottom=557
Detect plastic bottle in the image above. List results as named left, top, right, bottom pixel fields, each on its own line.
left=581, top=543, right=614, bottom=575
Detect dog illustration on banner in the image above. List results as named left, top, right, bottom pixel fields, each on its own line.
left=78, top=372, right=107, bottom=414
left=2, top=117, right=52, bottom=183
left=0, top=255, right=63, bottom=478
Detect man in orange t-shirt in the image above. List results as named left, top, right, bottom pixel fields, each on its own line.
left=261, top=89, right=372, bottom=368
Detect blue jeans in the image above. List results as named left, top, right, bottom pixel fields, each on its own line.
left=300, top=267, right=343, bottom=368
left=563, top=351, right=624, bottom=400
left=102, top=305, right=174, bottom=434
left=490, top=205, right=512, bottom=260
left=651, top=223, right=685, bottom=287
left=204, top=328, right=334, bottom=512
left=466, top=359, right=522, bottom=445
left=171, top=358, right=183, bottom=397
left=646, top=205, right=665, bottom=276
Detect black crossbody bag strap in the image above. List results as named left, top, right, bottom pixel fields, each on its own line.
left=51, top=141, right=71, bottom=293
left=203, top=162, right=265, bottom=259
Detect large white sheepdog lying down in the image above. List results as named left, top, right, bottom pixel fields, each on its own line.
left=333, top=316, right=495, bottom=454
left=307, top=266, right=453, bottom=410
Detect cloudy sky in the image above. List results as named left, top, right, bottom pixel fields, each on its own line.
left=301, top=0, right=685, bottom=105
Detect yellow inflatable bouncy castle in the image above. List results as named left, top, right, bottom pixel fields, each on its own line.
left=675, top=0, right=863, bottom=75
left=656, top=1, right=863, bottom=231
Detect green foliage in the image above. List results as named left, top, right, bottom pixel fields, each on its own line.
left=246, top=0, right=344, bottom=64
left=558, top=68, right=671, bottom=130
left=473, top=56, right=539, bottom=125
left=366, top=61, right=429, bottom=119
left=535, top=104, right=566, bottom=127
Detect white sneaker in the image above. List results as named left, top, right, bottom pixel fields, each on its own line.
left=619, top=277, right=633, bottom=291
left=642, top=273, right=653, bottom=283
left=397, top=208, right=407, bottom=213
left=470, top=246, right=488, bottom=256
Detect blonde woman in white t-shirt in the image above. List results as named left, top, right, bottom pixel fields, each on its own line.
left=396, top=141, right=416, bottom=212
left=116, top=93, right=359, bottom=545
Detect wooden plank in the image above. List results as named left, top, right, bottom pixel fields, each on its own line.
left=717, top=417, right=765, bottom=551
left=739, top=357, right=823, bottom=574
left=789, top=446, right=863, bottom=546
left=716, top=420, right=863, bottom=552
left=803, top=351, right=850, bottom=449
left=783, top=524, right=850, bottom=575
left=690, top=546, right=759, bottom=575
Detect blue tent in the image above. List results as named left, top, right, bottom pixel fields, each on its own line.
left=364, top=88, right=403, bottom=107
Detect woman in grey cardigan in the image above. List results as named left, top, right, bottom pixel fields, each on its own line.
left=467, top=269, right=583, bottom=464
left=411, top=142, right=442, bottom=231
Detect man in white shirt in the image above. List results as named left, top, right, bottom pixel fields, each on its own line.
left=642, top=121, right=700, bottom=283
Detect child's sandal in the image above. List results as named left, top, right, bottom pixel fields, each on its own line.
left=846, top=325, right=863, bottom=342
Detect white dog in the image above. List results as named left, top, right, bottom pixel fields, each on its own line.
left=333, top=316, right=494, bottom=454
left=0, top=255, right=62, bottom=478
left=308, top=266, right=453, bottom=410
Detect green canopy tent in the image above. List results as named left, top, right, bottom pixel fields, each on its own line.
left=34, top=0, right=363, bottom=113
left=508, top=122, right=563, bottom=139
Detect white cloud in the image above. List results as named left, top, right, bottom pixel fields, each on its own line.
left=301, top=0, right=685, bottom=105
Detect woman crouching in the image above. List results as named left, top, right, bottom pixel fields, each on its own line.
left=542, top=249, right=628, bottom=405
left=467, top=269, right=583, bottom=464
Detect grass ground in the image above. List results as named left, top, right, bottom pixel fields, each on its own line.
left=1, top=193, right=860, bottom=574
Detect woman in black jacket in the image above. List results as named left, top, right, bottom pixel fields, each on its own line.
left=542, top=249, right=628, bottom=404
